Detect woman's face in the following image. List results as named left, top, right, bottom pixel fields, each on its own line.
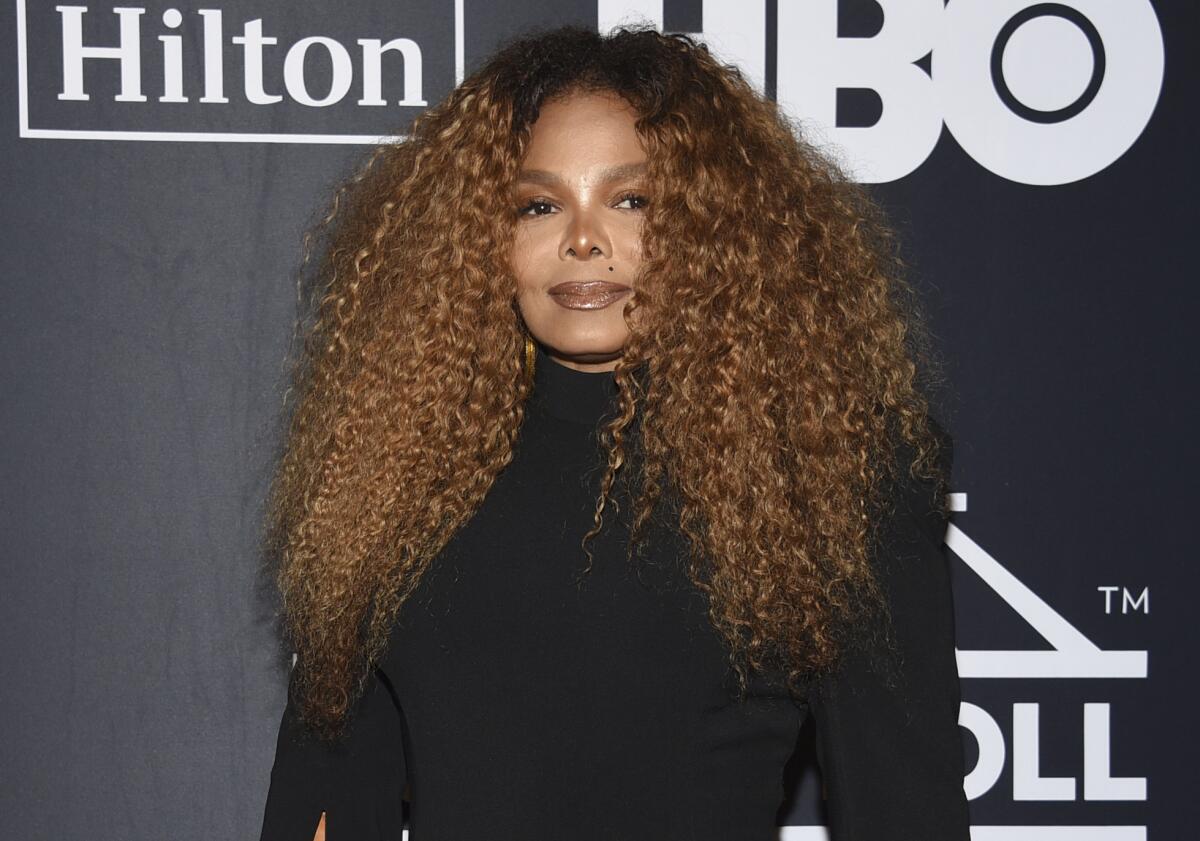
left=510, top=90, right=647, bottom=373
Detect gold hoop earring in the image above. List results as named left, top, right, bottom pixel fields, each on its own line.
left=524, top=333, right=536, bottom=377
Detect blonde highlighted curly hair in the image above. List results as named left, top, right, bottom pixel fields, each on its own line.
left=262, top=24, right=951, bottom=741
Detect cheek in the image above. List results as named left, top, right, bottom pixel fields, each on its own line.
left=508, top=235, right=534, bottom=289
left=616, top=219, right=645, bottom=263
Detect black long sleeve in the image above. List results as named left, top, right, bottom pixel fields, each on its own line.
left=259, top=661, right=407, bottom=841
left=809, top=429, right=971, bottom=839
left=257, top=347, right=971, bottom=839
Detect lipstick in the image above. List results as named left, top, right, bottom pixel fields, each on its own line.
left=547, top=280, right=632, bottom=310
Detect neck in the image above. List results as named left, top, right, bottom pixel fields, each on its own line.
left=543, top=350, right=623, bottom=374
left=528, top=342, right=620, bottom=426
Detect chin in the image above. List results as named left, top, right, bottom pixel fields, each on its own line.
left=542, top=336, right=627, bottom=361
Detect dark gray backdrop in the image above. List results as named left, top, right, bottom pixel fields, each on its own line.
left=2, top=1, right=1191, bottom=838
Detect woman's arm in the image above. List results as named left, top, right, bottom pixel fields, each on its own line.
left=259, top=661, right=407, bottom=841
left=808, top=425, right=971, bottom=840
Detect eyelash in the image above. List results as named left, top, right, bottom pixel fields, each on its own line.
left=517, top=190, right=649, bottom=217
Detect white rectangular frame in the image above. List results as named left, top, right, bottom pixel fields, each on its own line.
left=14, top=0, right=464, bottom=143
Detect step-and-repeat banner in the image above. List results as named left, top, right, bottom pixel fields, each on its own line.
left=2, top=1, right=1190, bottom=838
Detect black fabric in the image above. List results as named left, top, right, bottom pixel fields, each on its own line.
left=259, top=343, right=971, bottom=840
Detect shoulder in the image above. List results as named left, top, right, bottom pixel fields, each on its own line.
left=846, top=415, right=957, bottom=683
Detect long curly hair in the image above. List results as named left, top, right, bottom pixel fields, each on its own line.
left=262, top=23, right=950, bottom=741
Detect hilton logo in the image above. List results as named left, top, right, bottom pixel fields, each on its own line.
left=16, top=1, right=461, bottom=143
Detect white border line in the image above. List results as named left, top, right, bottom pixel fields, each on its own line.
left=19, top=127, right=406, bottom=143
left=399, top=826, right=1149, bottom=841
left=965, top=830, right=1146, bottom=841
left=15, top=0, right=465, bottom=144
left=777, top=827, right=1145, bottom=841
left=454, top=0, right=463, bottom=87
left=15, top=0, right=28, bottom=134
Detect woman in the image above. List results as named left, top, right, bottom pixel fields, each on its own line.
left=258, top=23, right=970, bottom=841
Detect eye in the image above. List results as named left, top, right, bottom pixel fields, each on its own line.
left=517, top=197, right=556, bottom=217
left=614, top=191, right=649, bottom=210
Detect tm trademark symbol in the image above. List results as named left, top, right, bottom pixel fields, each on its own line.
left=1097, top=586, right=1149, bottom=615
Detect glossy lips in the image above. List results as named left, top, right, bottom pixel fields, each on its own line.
left=547, top=280, right=632, bottom=310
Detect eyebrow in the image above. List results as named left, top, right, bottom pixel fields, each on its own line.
left=516, top=161, right=647, bottom=186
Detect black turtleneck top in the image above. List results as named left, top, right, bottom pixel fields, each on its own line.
left=259, top=343, right=971, bottom=840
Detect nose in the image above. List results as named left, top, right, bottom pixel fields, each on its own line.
left=560, top=209, right=611, bottom=261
